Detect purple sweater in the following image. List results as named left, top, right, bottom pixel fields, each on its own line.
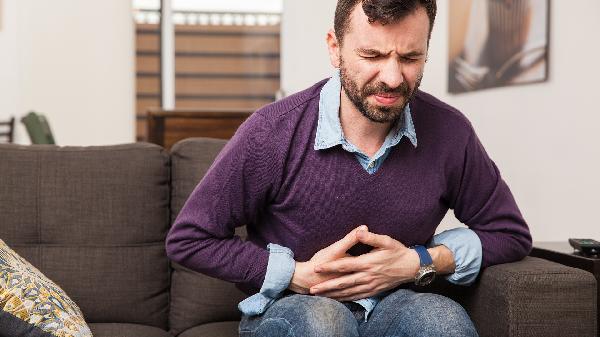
left=165, top=79, right=532, bottom=295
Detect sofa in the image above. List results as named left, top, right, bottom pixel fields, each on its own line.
left=0, top=138, right=596, bottom=337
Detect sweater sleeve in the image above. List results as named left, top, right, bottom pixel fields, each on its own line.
left=165, top=112, right=278, bottom=290
left=448, top=129, right=532, bottom=268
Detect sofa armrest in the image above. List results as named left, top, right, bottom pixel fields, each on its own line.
left=453, top=256, right=597, bottom=337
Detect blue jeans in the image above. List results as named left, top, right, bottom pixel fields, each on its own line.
left=238, top=289, right=479, bottom=337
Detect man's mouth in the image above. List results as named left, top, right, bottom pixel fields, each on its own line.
left=373, top=94, right=401, bottom=105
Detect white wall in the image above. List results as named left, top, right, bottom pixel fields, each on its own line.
left=0, top=0, right=135, bottom=145
left=282, top=0, right=600, bottom=241
left=0, top=0, right=20, bottom=140
left=281, top=0, right=337, bottom=94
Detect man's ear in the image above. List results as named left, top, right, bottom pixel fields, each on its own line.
left=326, top=29, right=341, bottom=68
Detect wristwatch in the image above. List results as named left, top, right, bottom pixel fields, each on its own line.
left=413, top=245, right=436, bottom=286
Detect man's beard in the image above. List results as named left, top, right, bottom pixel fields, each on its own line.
left=339, top=59, right=422, bottom=124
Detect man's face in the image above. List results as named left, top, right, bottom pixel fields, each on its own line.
left=332, top=5, right=429, bottom=123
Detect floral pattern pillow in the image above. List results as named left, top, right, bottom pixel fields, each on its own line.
left=0, top=239, right=92, bottom=337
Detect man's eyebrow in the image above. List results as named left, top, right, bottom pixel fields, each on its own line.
left=355, top=48, right=425, bottom=58
left=400, top=51, right=426, bottom=58
left=355, top=48, right=387, bottom=55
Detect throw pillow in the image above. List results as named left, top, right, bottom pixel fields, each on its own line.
left=0, top=239, right=92, bottom=337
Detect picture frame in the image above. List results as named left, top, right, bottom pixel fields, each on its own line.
left=448, top=0, right=550, bottom=94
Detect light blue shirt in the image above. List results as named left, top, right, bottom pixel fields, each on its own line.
left=314, top=68, right=417, bottom=173
left=239, top=70, right=483, bottom=320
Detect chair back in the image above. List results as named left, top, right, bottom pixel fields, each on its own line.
left=21, top=111, right=56, bottom=144
left=0, top=117, right=15, bottom=143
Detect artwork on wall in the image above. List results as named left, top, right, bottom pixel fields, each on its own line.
left=448, top=0, right=549, bottom=94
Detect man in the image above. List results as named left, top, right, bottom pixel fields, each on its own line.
left=166, top=0, right=532, bottom=336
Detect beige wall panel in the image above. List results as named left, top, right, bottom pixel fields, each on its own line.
left=175, top=77, right=279, bottom=96
left=137, top=34, right=160, bottom=51
left=137, top=77, right=161, bottom=94
left=137, top=55, right=160, bottom=73
left=175, top=35, right=279, bottom=54
left=175, top=56, right=279, bottom=74
left=137, top=97, right=161, bottom=116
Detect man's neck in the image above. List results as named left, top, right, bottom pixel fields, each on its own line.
left=339, top=90, right=393, bottom=158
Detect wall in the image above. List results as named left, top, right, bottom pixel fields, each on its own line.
left=281, top=0, right=600, bottom=241
left=0, top=0, right=19, bottom=139
left=0, top=0, right=135, bottom=145
left=281, top=0, right=337, bottom=95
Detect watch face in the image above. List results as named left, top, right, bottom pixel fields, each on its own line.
left=418, top=270, right=436, bottom=286
left=415, top=266, right=436, bottom=286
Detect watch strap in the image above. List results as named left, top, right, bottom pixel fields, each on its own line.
left=413, top=245, right=433, bottom=266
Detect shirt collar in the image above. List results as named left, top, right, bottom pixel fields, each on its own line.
left=314, top=69, right=417, bottom=151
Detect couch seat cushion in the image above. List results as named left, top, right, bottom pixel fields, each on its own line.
left=89, top=323, right=170, bottom=337
left=177, top=321, right=239, bottom=337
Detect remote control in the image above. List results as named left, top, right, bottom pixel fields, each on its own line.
left=568, top=238, right=600, bottom=256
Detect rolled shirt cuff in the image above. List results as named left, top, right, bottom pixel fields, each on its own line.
left=238, top=243, right=295, bottom=316
left=430, top=228, right=482, bottom=285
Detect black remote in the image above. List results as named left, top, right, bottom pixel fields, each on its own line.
left=568, top=238, right=600, bottom=256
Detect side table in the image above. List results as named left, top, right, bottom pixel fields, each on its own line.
left=531, top=242, right=599, bottom=336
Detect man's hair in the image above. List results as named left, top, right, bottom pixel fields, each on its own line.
left=334, top=0, right=437, bottom=45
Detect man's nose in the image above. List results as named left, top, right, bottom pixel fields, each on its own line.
left=378, top=59, right=404, bottom=89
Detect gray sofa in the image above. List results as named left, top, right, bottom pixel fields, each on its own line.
left=0, top=138, right=596, bottom=337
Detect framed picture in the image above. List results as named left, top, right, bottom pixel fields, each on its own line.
left=448, top=0, right=550, bottom=94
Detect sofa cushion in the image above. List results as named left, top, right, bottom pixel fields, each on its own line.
left=0, top=143, right=171, bottom=330
left=89, top=323, right=171, bottom=337
left=0, top=239, right=92, bottom=337
left=169, top=138, right=248, bottom=335
left=169, top=262, right=246, bottom=335
left=170, top=137, right=228, bottom=223
left=177, top=321, right=239, bottom=337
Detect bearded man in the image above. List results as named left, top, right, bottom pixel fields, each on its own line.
left=166, top=0, right=532, bottom=336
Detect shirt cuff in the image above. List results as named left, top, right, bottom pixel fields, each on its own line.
left=430, top=228, right=482, bottom=285
left=238, top=243, right=295, bottom=316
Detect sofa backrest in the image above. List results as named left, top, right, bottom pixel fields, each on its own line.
left=0, top=143, right=171, bottom=330
left=168, top=138, right=247, bottom=336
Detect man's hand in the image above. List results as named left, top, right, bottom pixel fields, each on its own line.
left=288, top=225, right=367, bottom=294
left=309, top=230, right=421, bottom=301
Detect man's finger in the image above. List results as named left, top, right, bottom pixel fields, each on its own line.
left=328, top=225, right=368, bottom=253
left=322, top=286, right=377, bottom=301
left=314, top=255, right=367, bottom=274
left=355, top=230, right=395, bottom=248
left=309, top=272, right=369, bottom=295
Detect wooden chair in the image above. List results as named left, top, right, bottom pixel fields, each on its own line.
left=0, top=117, right=15, bottom=143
